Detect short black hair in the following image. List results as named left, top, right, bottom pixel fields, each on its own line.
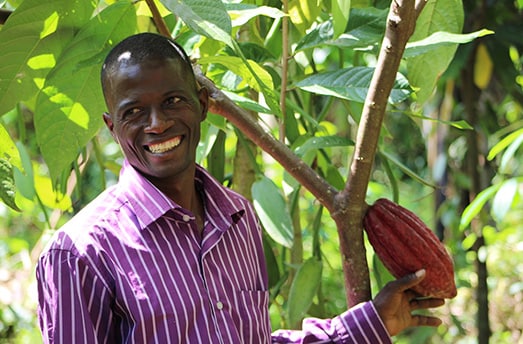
left=101, top=33, right=197, bottom=97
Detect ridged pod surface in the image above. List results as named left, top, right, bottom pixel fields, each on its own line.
left=363, top=198, right=457, bottom=299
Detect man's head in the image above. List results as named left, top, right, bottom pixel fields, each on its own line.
left=101, top=33, right=208, bottom=184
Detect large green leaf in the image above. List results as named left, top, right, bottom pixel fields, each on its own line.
left=406, top=0, right=464, bottom=104
left=161, top=0, right=233, bottom=47
left=295, top=8, right=387, bottom=51
left=0, top=0, right=95, bottom=116
left=35, top=1, right=137, bottom=181
left=252, top=176, right=294, bottom=248
left=404, top=29, right=494, bottom=58
left=287, top=257, right=322, bottom=327
left=295, top=67, right=412, bottom=104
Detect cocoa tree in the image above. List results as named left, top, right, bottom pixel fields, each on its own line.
left=0, top=0, right=496, bottom=338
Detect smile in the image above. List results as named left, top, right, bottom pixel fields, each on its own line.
left=146, top=136, right=182, bottom=154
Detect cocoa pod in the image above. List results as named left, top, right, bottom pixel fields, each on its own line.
left=363, top=198, right=457, bottom=299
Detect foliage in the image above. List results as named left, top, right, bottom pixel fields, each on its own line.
left=1, top=0, right=522, bottom=343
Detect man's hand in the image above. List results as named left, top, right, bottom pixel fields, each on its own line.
left=372, top=269, right=446, bottom=336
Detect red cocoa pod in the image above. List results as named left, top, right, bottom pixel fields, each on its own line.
left=363, top=198, right=457, bottom=299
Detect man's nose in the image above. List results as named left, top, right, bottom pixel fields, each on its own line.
left=144, top=108, right=174, bottom=134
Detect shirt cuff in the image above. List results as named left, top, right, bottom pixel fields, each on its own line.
left=333, top=301, right=392, bottom=344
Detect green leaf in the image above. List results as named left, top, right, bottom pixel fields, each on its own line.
left=379, top=151, right=437, bottom=188
left=34, top=1, right=137, bottom=181
left=459, top=184, right=501, bottom=231
left=294, top=135, right=354, bottom=156
left=406, top=0, right=464, bottom=104
left=404, top=29, right=494, bottom=58
left=332, top=0, right=351, bottom=38
left=0, top=158, right=20, bottom=211
left=13, top=142, right=35, bottom=200
left=0, top=0, right=95, bottom=116
left=262, top=234, right=281, bottom=289
left=499, top=131, right=523, bottom=174
left=295, top=67, right=412, bottom=104
left=222, top=90, right=271, bottom=114
left=287, top=258, right=322, bottom=327
left=226, top=4, right=286, bottom=27
left=252, top=176, right=294, bottom=248
left=409, top=113, right=473, bottom=130
left=161, top=0, right=233, bottom=47
left=0, top=123, right=22, bottom=170
left=288, top=0, right=322, bottom=32
left=491, top=179, right=518, bottom=223
left=295, top=8, right=387, bottom=51
left=487, top=128, right=523, bottom=161
left=199, top=56, right=274, bottom=95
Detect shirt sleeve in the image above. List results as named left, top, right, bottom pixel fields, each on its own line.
left=36, top=248, right=115, bottom=344
left=271, top=301, right=392, bottom=344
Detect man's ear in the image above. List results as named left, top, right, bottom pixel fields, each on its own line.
left=198, top=87, right=209, bottom=122
left=103, top=112, right=118, bottom=143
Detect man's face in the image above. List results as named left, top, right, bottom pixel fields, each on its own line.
left=103, top=58, right=208, bottom=182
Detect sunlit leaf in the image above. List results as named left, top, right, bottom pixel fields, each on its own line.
left=296, top=67, right=412, bottom=104
left=161, top=0, right=233, bottom=47
left=491, top=179, right=518, bottom=223
left=404, top=29, right=493, bottom=58
left=0, top=123, right=22, bottom=170
left=226, top=4, right=286, bottom=27
left=288, top=0, right=322, bottom=32
left=287, top=258, right=322, bottom=327
left=487, top=128, right=523, bottom=161
left=459, top=184, right=501, bottom=231
left=0, top=0, right=95, bottom=115
left=34, top=1, right=137, bottom=181
left=0, top=158, right=20, bottom=211
left=199, top=56, right=274, bottom=94
left=252, top=176, right=294, bottom=248
left=34, top=172, right=72, bottom=211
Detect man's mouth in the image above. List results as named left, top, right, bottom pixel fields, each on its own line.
left=145, top=136, right=182, bottom=154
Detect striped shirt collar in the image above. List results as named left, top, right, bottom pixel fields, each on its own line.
left=118, top=159, right=245, bottom=231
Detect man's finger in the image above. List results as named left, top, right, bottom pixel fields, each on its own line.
left=410, top=298, right=445, bottom=310
left=389, top=269, right=426, bottom=292
left=411, top=314, right=443, bottom=328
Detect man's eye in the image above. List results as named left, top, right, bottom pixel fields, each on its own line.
left=124, top=108, right=142, bottom=117
left=165, top=96, right=182, bottom=106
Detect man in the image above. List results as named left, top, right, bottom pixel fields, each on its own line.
left=36, top=32, right=445, bottom=343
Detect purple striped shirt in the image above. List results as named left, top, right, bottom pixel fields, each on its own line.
left=36, top=160, right=391, bottom=343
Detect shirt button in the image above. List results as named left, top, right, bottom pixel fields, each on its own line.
left=216, top=301, right=224, bottom=310
left=182, top=214, right=191, bottom=222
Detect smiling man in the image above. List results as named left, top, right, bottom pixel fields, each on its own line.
left=36, top=33, right=445, bottom=344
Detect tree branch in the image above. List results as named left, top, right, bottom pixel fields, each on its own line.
left=332, top=0, right=428, bottom=306
left=195, top=69, right=339, bottom=210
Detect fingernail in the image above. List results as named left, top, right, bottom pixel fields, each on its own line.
left=415, top=269, right=426, bottom=277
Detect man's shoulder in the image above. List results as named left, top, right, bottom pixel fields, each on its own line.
left=42, top=184, right=125, bottom=255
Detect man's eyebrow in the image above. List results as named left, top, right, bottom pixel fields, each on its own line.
left=116, top=99, right=139, bottom=112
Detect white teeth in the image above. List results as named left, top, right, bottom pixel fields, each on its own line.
left=148, top=137, right=181, bottom=153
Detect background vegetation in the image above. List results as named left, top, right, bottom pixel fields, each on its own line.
left=0, top=0, right=522, bottom=343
